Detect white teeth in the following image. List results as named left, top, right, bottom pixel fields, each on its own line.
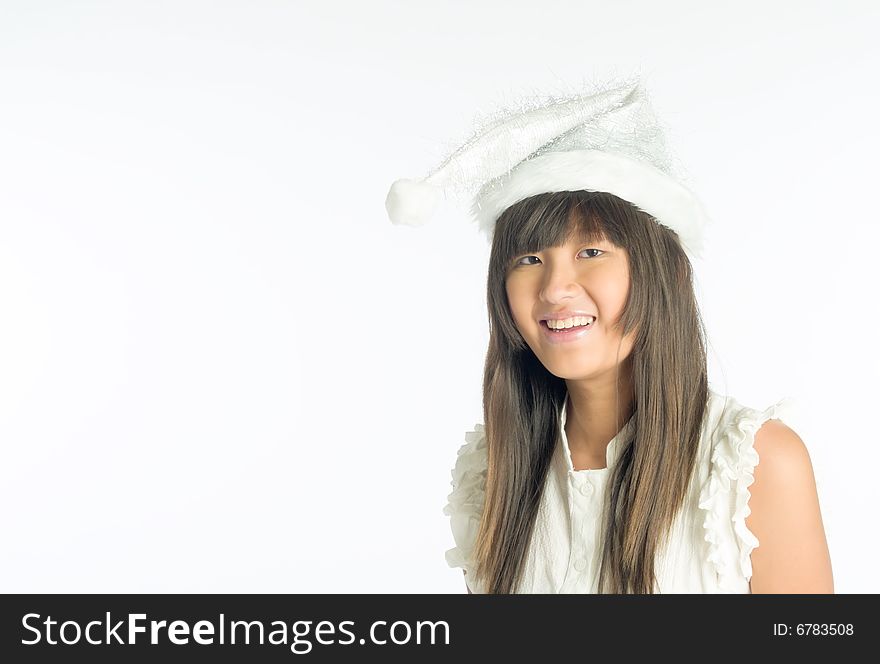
left=546, top=316, right=595, bottom=330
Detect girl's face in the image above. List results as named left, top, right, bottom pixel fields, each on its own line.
left=504, top=233, right=634, bottom=380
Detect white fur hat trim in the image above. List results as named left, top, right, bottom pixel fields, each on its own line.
left=472, top=149, right=709, bottom=258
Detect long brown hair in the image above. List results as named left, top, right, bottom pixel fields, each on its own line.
left=472, top=190, right=708, bottom=593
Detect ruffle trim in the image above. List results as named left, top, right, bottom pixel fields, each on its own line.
left=442, top=424, right=488, bottom=584
left=697, top=396, right=797, bottom=592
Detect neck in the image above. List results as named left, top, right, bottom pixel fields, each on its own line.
left=564, top=357, right=635, bottom=460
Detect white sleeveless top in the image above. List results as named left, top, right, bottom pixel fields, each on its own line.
left=443, top=389, right=796, bottom=593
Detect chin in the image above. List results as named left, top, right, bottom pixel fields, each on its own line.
left=539, top=360, right=600, bottom=380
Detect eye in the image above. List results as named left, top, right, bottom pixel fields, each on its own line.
left=512, top=248, right=604, bottom=266
left=580, top=248, right=604, bottom=258
left=514, top=255, right=540, bottom=266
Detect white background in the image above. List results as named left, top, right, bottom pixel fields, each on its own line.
left=1, top=0, right=877, bottom=593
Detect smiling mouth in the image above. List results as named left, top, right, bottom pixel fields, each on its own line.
left=541, top=318, right=595, bottom=333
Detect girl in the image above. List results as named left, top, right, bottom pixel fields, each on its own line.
left=387, top=79, right=833, bottom=594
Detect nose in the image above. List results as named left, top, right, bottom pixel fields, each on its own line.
left=539, top=260, right=581, bottom=302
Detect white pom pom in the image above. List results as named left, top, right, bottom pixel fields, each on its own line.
left=385, top=178, right=440, bottom=227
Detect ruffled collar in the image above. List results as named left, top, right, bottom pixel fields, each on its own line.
left=558, top=393, right=635, bottom=473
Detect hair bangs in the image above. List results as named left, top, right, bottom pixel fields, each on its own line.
left=496, top=192, right=618, bottom=275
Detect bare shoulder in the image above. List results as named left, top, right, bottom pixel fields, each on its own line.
left=752, top=419, right=813, bottom=484
left=746, top=419, right=834, bottom=593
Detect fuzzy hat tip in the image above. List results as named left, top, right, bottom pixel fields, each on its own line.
left=385, top=178, right=440, bottom=227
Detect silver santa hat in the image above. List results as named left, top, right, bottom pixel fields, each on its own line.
left=385, top=76, right=710, bottom=259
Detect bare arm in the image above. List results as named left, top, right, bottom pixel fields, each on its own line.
left=746, top=419, right=834, bottom=593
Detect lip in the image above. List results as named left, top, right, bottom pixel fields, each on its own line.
left=539, top=310, right=597, bottom=322
left=540, top=317, right=596, bottom=344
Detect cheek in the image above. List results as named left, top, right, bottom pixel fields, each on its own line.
left=597, top=268, right=630, bottom=313
left=507, top=306, right=526, bottom=332
left=505, top=289, right=530, bottom=334
left=504, top=283, right=518, bottom=316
